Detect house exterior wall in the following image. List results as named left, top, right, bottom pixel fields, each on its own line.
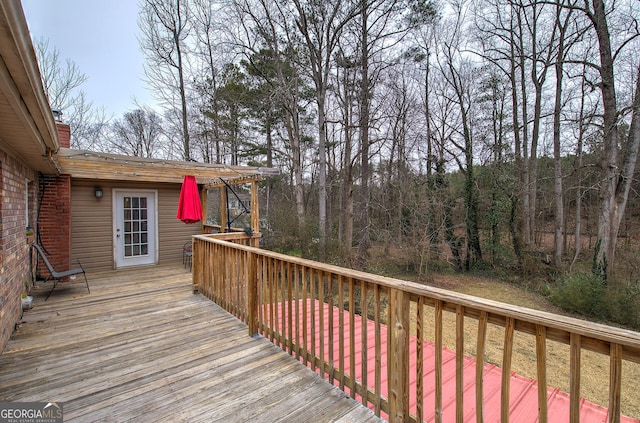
left=37, top=175, right=71, bottom=273
left=0, top=148, right=38, bottom=351
left=36, top=122, right=72, bottom=274
left=71, top=179, right=201, bottom=272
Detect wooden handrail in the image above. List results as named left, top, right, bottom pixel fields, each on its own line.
left=192, top=235, right=640, bottom=422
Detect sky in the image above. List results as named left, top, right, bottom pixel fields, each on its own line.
left=22, top=0, right=155, bottom=118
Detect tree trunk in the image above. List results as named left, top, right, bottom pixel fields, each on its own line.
left=516, top=8, right=532, bottom=247
left=552, top=3, right=568, bottom=269
left=357, top=0, right=371, bottom=266
left=570, top=113, right=584, bottom=271
left=342, top=107, right=355, bottom=266
left=508, top=8, right=524, bottom=264
left=317, top=90, right=328, bottom=253
left=591, top=0, right=619, bottom=280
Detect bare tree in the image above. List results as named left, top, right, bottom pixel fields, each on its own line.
left=111, top=108, right=164, bottom=158
left=139, top=0, right=192, bottom=160
left=334, top=49, right=358, bottom=263
left=34, top=37, right=109, bottom=149
left=436, top=6, right=483, bottom=269
left=231, top=0, right=311, bottom=237
left=551, top=0, right=578, bottom=268
left=575, top=0, right=640, bottom=281
left=190, top=0, right=229, bottom=164
left=569, top=61, right=599, bottom=272
left=291, top=0, right=360, bottom=254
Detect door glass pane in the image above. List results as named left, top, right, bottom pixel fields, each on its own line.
left=123, top=195, right=149, bottom=258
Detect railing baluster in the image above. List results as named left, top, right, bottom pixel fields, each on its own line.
left=570, top=333, right=581, bottom=423
left=310, top=268, right=317, bottom=372
left=225, top=247, right=231, bottom=311
left=361, top=281, right=369, bottom=406
left=609, top=343, right=622, bottom=423
left=302, top=265, right=308, bottom=367
left=260, top=254, right=267, bottom=336
left=328, top=273, right=335, bottom=384
left=294, top=263, right=300, bottom=360
left=339, top=274, right=345, bottom=391
left=456, top=305, right=464, bottom=423
left=233, top=248, right=237, bottom=313
left=435, top=300, right=443, bottom=423
left=374, top=284, right=382, bottom=417
left=417, top=296, right=425, bottom=423
left=247, top=251, right=258, bottom=336
left=476, top=311, right=488, bottom=423
left=239, top=248, right=243, bottom=316
left=536, top=325, right=548, bottom=423
left=269, top=257, right=275, bottom=343
left=319, top=270, right=325, bottom=378
left=280, top=258, right=286, bottom=349
left=349, top=277, right=356, bottom=399
left=501, top=317, right=515, bottom=423
left=287, top=261, right=293, bottom=355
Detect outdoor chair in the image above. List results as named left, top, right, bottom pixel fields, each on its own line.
left=183, top=241, right=193, bottom=271
left=31, top=243, right=90, bottom=300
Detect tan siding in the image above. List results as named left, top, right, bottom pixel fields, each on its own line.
left=71, top=180, right=201, bottom=272
left=157, top=185, right=201, bottom=263
left=71, top=181, right=113, bottom=272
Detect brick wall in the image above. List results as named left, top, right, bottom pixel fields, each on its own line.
left=37, top=175, right=71, bottom=273
left=0, top=149, right=38, bottom=352
left=36, top=122, right=72, bottom=275
left=56, top=122, right=70, bottom=148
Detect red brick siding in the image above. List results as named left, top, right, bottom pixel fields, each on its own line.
left=56, top=122, right=70, bottom=148
left=36, top=123, right=72, bottom=277
left=0, top=149, right=39, bottom=352
left=37, top=175, right=71, bottom=274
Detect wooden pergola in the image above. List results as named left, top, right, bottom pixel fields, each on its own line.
left=54, top=147, right=280, bottom=242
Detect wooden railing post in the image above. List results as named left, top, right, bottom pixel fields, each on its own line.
left=192, top=237, right=200, bottom=294
left=247, top=251, right=259, bottom=337
left=388, top=287, right=410, bottom=422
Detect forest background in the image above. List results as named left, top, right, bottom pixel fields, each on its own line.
left=36, top=0, right=640, bottom=329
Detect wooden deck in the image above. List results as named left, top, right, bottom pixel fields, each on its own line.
left=0, top=264, right=381, bottom=423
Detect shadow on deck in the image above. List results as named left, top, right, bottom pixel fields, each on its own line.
left=0, top=263, right=381, bottom=422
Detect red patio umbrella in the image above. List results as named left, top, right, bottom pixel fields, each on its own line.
left=176, top=175, right=203, bottom=224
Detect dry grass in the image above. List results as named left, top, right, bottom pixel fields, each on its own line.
left=409, top=273, right=640, bottom=419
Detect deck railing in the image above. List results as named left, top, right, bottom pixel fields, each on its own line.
left=192, top=234, right=640, bottom=423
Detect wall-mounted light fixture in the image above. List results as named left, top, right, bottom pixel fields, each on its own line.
left=95, top=187, right=103, bottom=199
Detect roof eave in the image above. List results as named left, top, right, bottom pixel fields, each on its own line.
left=0, top=1, right=59, bottom=173
left=55, top=148, right=281, bottom=185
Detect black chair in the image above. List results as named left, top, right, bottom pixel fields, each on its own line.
left=183, top=241, right=193, bottom=271
left=31, top=243, right=90, bottom=300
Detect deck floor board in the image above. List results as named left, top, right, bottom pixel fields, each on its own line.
left=0, top=264, right=381, bottom=423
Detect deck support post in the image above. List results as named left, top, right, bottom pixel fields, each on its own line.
left=247, top=251, right=259, bottom=336
left=388, top=287, right=410, bottom=422
left=200, top=185, right=208, bottom=233
left=220, top=186, right=228, bottom=233
left=250, top=181, right=260, bottom=248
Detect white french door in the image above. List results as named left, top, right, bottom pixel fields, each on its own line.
left=113, top=190, right=158, bottom=268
